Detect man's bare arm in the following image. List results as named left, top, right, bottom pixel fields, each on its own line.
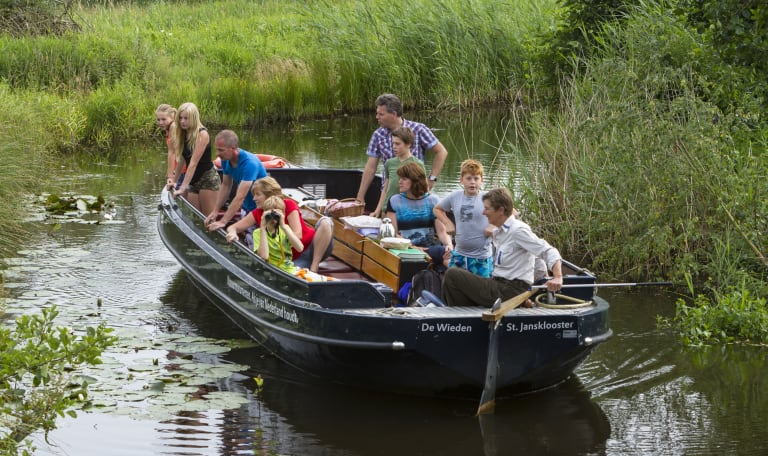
left=427, top=142, right=448, bottom=189
left=356, top=156, right=379, bottom=202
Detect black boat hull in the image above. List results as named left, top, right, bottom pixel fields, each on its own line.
left=158, top=172, right=611, bottom=397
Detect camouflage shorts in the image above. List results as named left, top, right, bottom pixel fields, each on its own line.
left=189, top=167, right=221, bottom=193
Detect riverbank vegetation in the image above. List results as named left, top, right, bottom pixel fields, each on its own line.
left=0, top=306, right=116, bottom=455
left=515, top=0, right=767, bottom=346
left=0, top=0, right=765, bottom=348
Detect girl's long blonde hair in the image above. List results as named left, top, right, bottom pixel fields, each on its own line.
left=174, top=102, right=204, bottom=161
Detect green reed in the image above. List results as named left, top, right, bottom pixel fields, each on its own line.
left=1, top=0, right=556, bottom=144
left=508, top=2, right=767, bottom=345
left=515, top=5, right=767, bottom=283
left=0, top=34, right=140, bottom=93
left=302, top=0, right=553, bottom=110
left=0, top=84, right=56, bottom=258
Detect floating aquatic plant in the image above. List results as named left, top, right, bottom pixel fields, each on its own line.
left=43, top=193, right=106, bottom=214
left=32, top=193, right=121, bottom=224
left=3, top=266, right=258, bottom=421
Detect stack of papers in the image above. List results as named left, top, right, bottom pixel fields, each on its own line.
left=387, top=248, right=427, bottom=261
left=340, top=215, right=382, bottom=230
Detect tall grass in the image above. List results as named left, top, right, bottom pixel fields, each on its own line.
left=510, top=3, right=767, bottom=299
left=0, top=0, right=557, bottom=146
left=302, top=0, right=553, bottom=109
left=0, top=32, right=148, bottom=94
left=0, top=83, right=56, bottom=258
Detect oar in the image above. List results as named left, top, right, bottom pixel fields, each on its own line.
left=481, top=289, right=537, bottom=322
left=477, top=290, right=537, bottom=416
left=530, top=281, right=673, bottom=289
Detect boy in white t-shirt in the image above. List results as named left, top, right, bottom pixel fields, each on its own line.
left=433, top=159, right=494, bottom=277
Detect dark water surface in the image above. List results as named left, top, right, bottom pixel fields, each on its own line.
left=4, top=111, right=766, bottom=455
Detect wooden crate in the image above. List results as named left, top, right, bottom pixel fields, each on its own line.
left=362, top=239, right=401, bottom=275
left=333, top=239, right=362, bottom=270
left=301, top=205, right=427, bottom=291
left=361, top=255, right=400, bottom=291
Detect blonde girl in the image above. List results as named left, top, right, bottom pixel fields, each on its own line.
left=155, top=104, right=180, bottom=188
left=168, top=102, right=220, bottom=214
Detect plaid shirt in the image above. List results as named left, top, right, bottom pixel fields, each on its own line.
left=366, top=119, right=440, bottom=162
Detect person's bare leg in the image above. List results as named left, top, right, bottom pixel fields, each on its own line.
left=186, top=192, right=201, bottom=210
left=198, top=189, right=219, bottom=217
left=310, top=218, right=333, bottom=272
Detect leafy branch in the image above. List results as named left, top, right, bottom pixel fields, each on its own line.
left=0, top=306, right=116, bottom=454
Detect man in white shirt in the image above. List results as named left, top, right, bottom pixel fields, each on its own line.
left=442, top=187, right=563, bottom=307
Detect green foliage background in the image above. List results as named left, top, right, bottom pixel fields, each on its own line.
left=0, top=1, right=766, bottom=450
left=0, top=0, right=766, bottom=338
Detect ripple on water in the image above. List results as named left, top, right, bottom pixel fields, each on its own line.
left=578, top=339, right=682, bottom=398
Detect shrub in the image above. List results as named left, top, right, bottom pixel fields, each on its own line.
left=671, top=284, right=768, bottom=346
left=680, top=0, right=768, bottom=72
left=0, top=0, right=79, bottom=36
left=0, top=306, right=117, bottom=454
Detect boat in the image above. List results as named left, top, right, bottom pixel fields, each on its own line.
left=157, top=166, right=612, bottom=399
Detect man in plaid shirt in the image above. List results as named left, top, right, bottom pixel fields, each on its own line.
left=355, top=93, right=448, bottom=206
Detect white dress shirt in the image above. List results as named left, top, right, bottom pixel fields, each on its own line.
left=491, top=215, right=562, bottom=284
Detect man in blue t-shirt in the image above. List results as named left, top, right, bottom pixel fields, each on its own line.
left=205, top=129, right=267, bottom=232
left=355, top=93, right=448, bottom=204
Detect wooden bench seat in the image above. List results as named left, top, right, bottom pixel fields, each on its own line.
left=299, top=202, right=427, bottom=291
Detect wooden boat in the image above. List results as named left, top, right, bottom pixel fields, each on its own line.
left=157, top=166, right=612, bottom=398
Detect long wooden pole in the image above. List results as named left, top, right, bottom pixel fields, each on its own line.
left=477, top=291, right=536, bottom=415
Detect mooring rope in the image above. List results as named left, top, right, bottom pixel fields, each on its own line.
left=535, top=292, right=593, bottom=309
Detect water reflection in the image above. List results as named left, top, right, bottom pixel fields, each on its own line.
left=15, top=109, right=768, bottom=455
left=237, top=108, right=523, bottom=190
left=223, top=376, right=610, bottom=456
left=163, top=271, right=610, bottom=455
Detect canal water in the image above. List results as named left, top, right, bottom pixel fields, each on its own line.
left=3, top=110, right=766, bottom=455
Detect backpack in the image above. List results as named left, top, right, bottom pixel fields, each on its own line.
left=406, top=266, right=445, bottom=306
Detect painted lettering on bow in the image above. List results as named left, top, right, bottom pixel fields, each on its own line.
left=505, top=320, right=576, bottom=333
left=227, top=276, right=299, bottom=324
left=420, top=322, right=472, bottom=333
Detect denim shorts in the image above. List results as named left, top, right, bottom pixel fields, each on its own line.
left=294, top=216, right=335, bottom=268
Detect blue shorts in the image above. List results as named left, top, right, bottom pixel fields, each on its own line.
left=449, top=251, right=493, bottom=278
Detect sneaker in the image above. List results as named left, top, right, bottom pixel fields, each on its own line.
left=421, top=290, right=446, bottom=307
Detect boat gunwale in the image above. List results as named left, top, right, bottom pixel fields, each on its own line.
left=160, top=191, right=413, bottom=350
left=160, top=188, right=607, bottom=322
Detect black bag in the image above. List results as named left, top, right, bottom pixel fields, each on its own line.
left=407, top=266, right=445, bottom=306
